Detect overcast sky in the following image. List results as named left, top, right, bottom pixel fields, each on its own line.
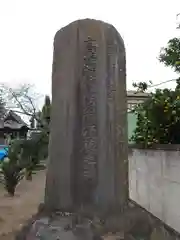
left=0, top=0, right=179, bottom=98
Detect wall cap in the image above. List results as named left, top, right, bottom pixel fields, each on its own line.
left=129, top=144, right=180, bottom=151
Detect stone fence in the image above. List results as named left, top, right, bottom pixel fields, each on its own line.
left=129, top=144, right=180, bottom=233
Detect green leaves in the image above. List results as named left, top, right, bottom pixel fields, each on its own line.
left=132, top=81, right=152, bottom=92
left=159, top=37, right=180, bottom=73
left=1, top=161, right=24, bottom=196
left=0, top=142, right=25, bottom=196
left=131, top=81, right=180, bottom=146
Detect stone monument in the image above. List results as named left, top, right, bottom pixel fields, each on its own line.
left=15, top=19, right=180, bottom=240
left=45, top=19, right=128, bottom=214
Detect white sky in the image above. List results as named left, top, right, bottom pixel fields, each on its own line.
left=0, top=0, right=179, bottom=99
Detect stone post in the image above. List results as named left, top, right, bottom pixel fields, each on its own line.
left=45, top=19, right=128, bottom=214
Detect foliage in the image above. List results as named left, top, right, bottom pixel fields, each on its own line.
left=132, top=80, right=180, bottom=146
left=36, top=130, right=49, bottom=159
left=30, top=115, right=35, bottom=129
left=34, top=95, right=51, bottom=158
left=28, top=94, right=51, bottom=159
left=0, top=83, right=51, bottom=131
left=0, top=135, right=46, bottom=193
left=131, top=22, right=180, bottom=147
left=18, top=139, right=38, bottom=180
left=0, top=96, right=6, bottom=117
left=0, top=142, right=24, bottom=196
left=132, top=81, right=152, bottom=93
left=0, top=84, right=51, bottom=159
left=0, top=89, right=7, bottom=118
left=159, top=14, right=180, bottom=73
left=27, top=93, right=51, bottom=132
left=37, top=95, right=51, bottom=130
left=19, top=94, right=51, bottom=177
left=159, top=37, right=180, bottom=73
left=0, top=86, right=51, bottom=192
left=17, top=132, right=47, bottom=180
left=131, top=79, right=180, bottom=146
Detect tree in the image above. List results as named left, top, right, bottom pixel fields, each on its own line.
left=36, top=95, right=51, bottom=130
left=35, top=95, right=51, bottom=159
left=19, top=137, right=45, bottom=180
left=0, top=84, right=51, bottom=135
left=132, top=81, right=152, bottom=92
left=159, top=38, right=180, bottom=73
left=0, top=90, right=7, bottom=117
left=1, top=84, right=39, bottom=118
left=0, top=84, right=51, bottom=182
left=159, top=13, right=180, bottom=72
left=20, top=94, right=51, bottom=180
left=131, top=25, right=180, bottom=146
left=131, top=79, right=180, bottom=146
left=41, top=95, right=51, bottom=126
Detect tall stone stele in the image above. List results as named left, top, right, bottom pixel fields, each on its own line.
left=45, top=19, right=128, bottom=214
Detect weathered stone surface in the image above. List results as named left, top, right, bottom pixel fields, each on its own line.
left=45, top=18, right=128, bottom=213
left=102, top=232, right=125, bottom=239
left=16, top=202, right=180, bottom=239
left=26, top=215, right=101, bottom=240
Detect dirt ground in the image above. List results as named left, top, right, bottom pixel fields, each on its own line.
left=0, top=170, right=46, bottom=239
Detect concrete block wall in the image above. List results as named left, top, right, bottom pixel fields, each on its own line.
left=129, top=146, right=180, bottom=233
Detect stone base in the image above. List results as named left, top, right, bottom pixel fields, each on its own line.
left=31, top=216, right=100, bottom=239
left=15, top=201, right=180, bottom=240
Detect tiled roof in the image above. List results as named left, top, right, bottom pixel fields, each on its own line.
left=0, top=110, right=28, bottom=130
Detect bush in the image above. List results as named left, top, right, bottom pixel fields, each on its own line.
left=20, top=133, right=47, bottom=180
left=0, top=126, right=49, bottom=195
left=131, top=79, right=180, bottom=146
left=0, top=160, right=24, bottom=196
left=0, top=143, right=25, bottom=196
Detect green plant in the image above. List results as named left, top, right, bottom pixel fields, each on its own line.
left=19, top=131, right=48, bottom=181
left=159, top=37, right=180, bottom=73
left=0, top=143, right=25, bottom=196
left=0, top=161, right=24, bottom=196
left=19, top=138, right=40, bottom=180
left=131, top=27, right=180, bottom=147
left=131, top=79, right=180, bottom=146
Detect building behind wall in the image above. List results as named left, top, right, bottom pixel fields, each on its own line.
left=127, top=90, right=150, bottom=111
left=127, top=91, right=150, bottom=142
left=0, top=110, right=29, bottom=144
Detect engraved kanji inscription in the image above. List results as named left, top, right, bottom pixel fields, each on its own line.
left=81, top=37, right=98, bottom=183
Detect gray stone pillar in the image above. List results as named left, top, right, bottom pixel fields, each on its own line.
left=45, top=19, right=128, bottom=213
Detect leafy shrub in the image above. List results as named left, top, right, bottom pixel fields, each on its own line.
left=131, top=79, right=180, bottom=146
left=0, top=143, right=25, bottom=196
left=19, top=133, right=47, bottom=180
left=0, top=160, right=24, bottom=196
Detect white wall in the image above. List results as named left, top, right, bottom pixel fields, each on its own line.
left=129, top=148, right=180, bottom=233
